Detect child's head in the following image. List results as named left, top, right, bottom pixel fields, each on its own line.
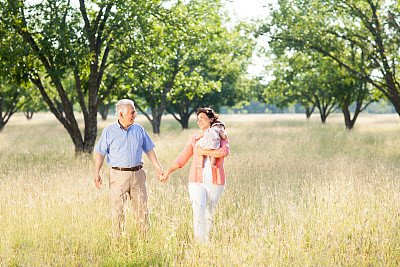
left=214, top=121, right=226, bottom=129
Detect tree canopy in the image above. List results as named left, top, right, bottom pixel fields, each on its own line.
left=258, top=0, right=400, bottom=119
left=125, top=0, right=255, bottom=133
left=0, top=0, right=162, bottom=152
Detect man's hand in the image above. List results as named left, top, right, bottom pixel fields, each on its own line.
left=156, top=168, right=164, bottom=181
left=94, top=173, right=103, bottom=189
left=145, top=149, right=164, bottom=181
left=94, top=153, right=105, bottom=190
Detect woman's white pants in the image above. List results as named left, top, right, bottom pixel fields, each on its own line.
left=188, top=157, right=224, bottom=243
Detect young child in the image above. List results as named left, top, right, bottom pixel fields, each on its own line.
left=196, top=120, right=227, bottom=168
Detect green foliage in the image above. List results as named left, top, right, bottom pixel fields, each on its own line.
left=262, top=51, right=342, bottom=122
left=259, top=0, right=400, bottom=115
left=258, top=0, right=394, bottom=126
left=163, top=4, right=257, bottom=128
left=124, top=0, right=256, bottom=131
left=197, top=21, right=257, bottom=111
left=21, top=83, right=48, bottom=119
left=0, top=0, right=163, bottom=152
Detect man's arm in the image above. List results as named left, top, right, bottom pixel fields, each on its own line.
left=94, top=153, right=105, bottom=189
left=145, top=149, right=163, bottom=179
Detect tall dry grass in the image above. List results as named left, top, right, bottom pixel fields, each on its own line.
left=1, top=112, right=400, bottom=265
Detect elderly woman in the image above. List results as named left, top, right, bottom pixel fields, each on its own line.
left=160, top=107, right=229, bottom=243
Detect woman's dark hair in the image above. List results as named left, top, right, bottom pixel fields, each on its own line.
left=197, top=107, right=220, bottom=125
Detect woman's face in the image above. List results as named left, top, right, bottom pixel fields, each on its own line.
left=197, top=112, right=212, bottom=131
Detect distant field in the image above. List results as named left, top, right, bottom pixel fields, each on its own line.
left=1, top=112, right=400, bottom=265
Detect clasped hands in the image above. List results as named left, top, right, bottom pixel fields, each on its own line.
left=156, top=168, right=164, bottom=180
left=159, top=172, right=169, bottom=183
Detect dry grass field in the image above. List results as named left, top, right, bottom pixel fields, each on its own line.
left=1, top=112, right=400, bottom=266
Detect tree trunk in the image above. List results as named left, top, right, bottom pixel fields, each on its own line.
left=0, top=97, right=4, bottom=131
left=306, top=107, right=311, bottom=119
left=342, top=104, right=354, bottom=130
left=81, top=76, right=100, bottom=153
left=151, top=121, right=160, bottom=135
left=11, top=0, right=118, bottom=154
left=151, top=107, right=162, bottom=135
left=98, top=103, right=111, bottom=120
left=31, top=76, right=88, bottom=154
left=320, top=113, right=327, bottom=123
left=305, top=104, right=315, bottom=119
left=82, top=115, right=97, bottom=153
left=23, top=110, right=34, bottom=120
left=342, top=99, right=363, bottom=130
left=180, top=113, right=190, bottom=129
left=315, top=96, right=327, bottom=123
left=387, top=93, right=400, bottom=117
left=0, top=90, right=27, bottom=131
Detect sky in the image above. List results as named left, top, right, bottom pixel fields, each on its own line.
left=224, top=0, right=272, bottom=22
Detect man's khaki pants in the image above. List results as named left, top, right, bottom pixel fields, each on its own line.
left=109, top=168, right=149, bottom=236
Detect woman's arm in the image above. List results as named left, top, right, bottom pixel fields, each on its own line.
left=159, top=135, right=195, bottom=183
left=195, top=147, right=224, bottom=158
left=195, top=138, right=229, bottom=158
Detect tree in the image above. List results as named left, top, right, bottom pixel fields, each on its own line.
left=124, top=0, right=224, bottom=134
left=0, top=81, right=30, bottom=131
left=97, top=73, right=127, bottom=121
left=166, top=73, right=219, bottom=129
left=166, top=21, right=257, bottom=129
left=258, top=0, right=400, bottom=118
left=335, top=74, right=379, bottom=129
left=21, top=84, right=48, bottom=120
left=258, top=54, right=315, bottom=118
left=0, top=20, right=30, bottom=128
left=0, top=0, right=158, bottom=153
left=262, top=52, right=341, bottom=123
left=262, top=48, right=379, bottom=127
left=124, top=0, right=255, bottom=133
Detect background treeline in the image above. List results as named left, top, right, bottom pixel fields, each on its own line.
left=225, top=99, right=396, bottom=115
left=1, top=0, right=399, bottom=153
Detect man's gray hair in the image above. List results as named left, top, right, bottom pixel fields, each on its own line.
left=115, top=99, right=135, bottom=117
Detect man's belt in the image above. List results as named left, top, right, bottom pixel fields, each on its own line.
left=112, top=165, right=143, bottom=171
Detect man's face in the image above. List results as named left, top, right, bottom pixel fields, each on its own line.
left=120, top=105, right=137, bottom=126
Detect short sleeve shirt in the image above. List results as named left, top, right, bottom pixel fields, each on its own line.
left=94, top=122, right=155, bottom=167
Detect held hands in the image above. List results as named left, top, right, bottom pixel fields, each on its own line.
left=159, top=172, right=169, bottom=183
left=156, top=168, right=164, bottom=181
left=159, top=163, right=179, bottom=183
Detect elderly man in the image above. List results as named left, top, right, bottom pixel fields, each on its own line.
left=94, top=99, right=163, bottom=236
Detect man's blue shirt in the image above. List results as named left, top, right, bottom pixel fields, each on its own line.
left=94, top=122, right=155, bottom=167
